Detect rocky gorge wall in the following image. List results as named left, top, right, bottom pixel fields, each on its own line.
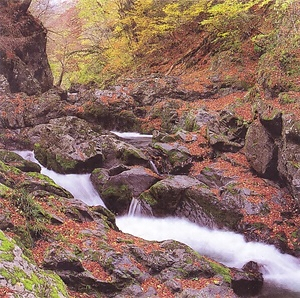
left=0, top=0, right=53, bottom=95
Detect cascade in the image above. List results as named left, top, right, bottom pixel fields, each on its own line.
left=14, top=151, right=105, bottom=207
left=116, top=216, right=300, bottom=297
left=149, top=160, right=160, bottom=175
left=111, top=131, right=153, bottom=138
left=13, top=147, right=300, bottom=297
left=128, top=197, right=142, bottom=216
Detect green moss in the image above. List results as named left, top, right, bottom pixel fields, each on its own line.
left=0, top=231, right=15, bottom=252
left=0, top=265, right=68, bottom=297
left=140, top=191, right=157, bottom=207
left=0, top=183, right=13, bottom=198
left=56, top=154, right=78, bottom=172
left=209, top=261, right=231, bottom=284
left=46, top=272, right=69, bottom=297
left=0, top=252, right=14, bottom=262
left=118, top=146, right=147, bottom=165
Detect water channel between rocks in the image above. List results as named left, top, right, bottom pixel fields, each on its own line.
left=15, top=131, right=300, bottom=298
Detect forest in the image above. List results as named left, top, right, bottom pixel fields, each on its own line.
left=30, top=0, right=300, bottom=90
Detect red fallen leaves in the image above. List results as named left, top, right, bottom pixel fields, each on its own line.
left=142, top=276, right=175, bottom=298
left=81, top=260, right=112, bottom=282
left=0, top=287, right=14, bottom=297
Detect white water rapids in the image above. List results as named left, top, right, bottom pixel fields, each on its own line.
left=14, top=151, right=105, bottom=207
left=14, top=143, right=300, bottom=297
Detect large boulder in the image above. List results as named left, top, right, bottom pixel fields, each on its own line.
left=244, top=120, right=278, bottom=178
left=277, top=115, right=300, bottom=205
left=151, top=142, right=192, bottom=174
left=94, top=166, right=160, bottom=215
left=26, top=116, right=104, bottom=173
left=0, top=0, right=53, bottom=95
left=207, top=110, right=248, bottom=152
left=139, top=175, right=243, bottom=229
left=25, top=116, right=149, bottom=173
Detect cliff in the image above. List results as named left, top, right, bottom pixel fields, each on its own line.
left=0, top=0, right=53, bottom=95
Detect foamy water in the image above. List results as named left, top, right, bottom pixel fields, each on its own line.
left=116, top=216, right=300, bottom=295
left=14, top=150, right=300, bottom=296
left=111, top=131, right=153, bottom=138
left=14, top=151, right=105, bottom=206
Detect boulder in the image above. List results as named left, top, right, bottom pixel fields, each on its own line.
left=152, top=142, right=192, bottom=174
left=25, top=116, right=149, bottom=174
left=0, top=150, right=41, bottom=172
left=207, top=110, right=248, bottom=152
left=277, top=116, right=300, bottom=205
left=231, top=261, right=263, bottom=296
left=140, top=175, right=243, bottom=229
left=98, top=166, right=160, bottom=215
left=245, top=120, right=278, bottom=178
left=26, top=116, right=104, bottom=173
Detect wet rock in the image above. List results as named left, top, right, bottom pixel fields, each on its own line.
left=231, top=261, right=263, bottom=296
left=0, top=160, right=72, bottom=198
left=140, top=175, right=243, bottom=229
left=99, top=166, right=160, bottom=215
left=26, top=116, right=104, bottom=174
left=140, top=175, right=201, bottom=216
left=0, top=150, right=41, bottom=173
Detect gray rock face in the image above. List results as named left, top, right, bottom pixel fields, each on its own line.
left=207, top=110, right=248, bottom=152
left=245, top=120, right=278, bottom=178
left=277, top=115, right=300, bottom=205
left=245, top=111, right=300, bottom=206
left=140, top=175, right=243, bottom=229
left=0, top=1, right=53, bottom=95
left=27, top=116, right=104, bottom=173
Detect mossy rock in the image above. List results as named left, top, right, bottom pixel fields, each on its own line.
left=101, top=184, right=132, bottom=215
left=0, top=150, right=41, bottom=173
left=0, top=231, right=69, bottom=297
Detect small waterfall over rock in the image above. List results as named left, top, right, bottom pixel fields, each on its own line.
left=149, top=160, right=159, bottom=175
left=128, top=197, right=142, bottom=216
left=14, top=151, right=105, bottom=207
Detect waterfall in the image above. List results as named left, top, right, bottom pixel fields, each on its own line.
left=12, top=149, right=300, bottom=297
left=111, top=131, right=153, bottom=138
left=128, top=197, right=142, bottom=216
left=14, top=151, right=105, bottom=207
left=116, top=216, right=300, bottom=297
left=149, top=160, right=160, bottom=175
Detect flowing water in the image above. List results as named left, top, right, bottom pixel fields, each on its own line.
left=116, top=216, right=300, bottom=297
left=14, top=151, right=105, bottom=206
left=14, top=147, right=300, bottom=297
